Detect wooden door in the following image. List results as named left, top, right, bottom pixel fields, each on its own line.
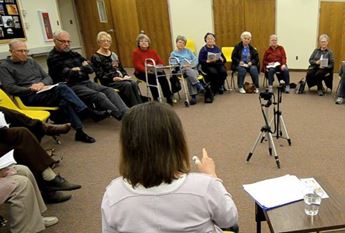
left=74, top=0, right=118, bottom=59
left=319, top=2, right=345, bottom=71
left=214, top=0, right=275, bottom=63
left=135, top=0, right=172, bottom=64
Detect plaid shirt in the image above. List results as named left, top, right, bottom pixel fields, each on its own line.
left=47, top=47, right=93, bottom=84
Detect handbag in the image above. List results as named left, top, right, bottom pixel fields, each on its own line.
left=295, top=78, right=306, bottom=94
left=169, top=74, right=182, bottom=93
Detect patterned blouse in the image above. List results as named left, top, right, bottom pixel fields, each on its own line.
left=91, top=52, right=128, bottom=86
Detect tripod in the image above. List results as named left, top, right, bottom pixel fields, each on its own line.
left=246, top=84, right=291, bottom=168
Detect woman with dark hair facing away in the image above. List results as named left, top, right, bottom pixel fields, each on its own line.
left=102, top=102, right=239, bottom=233
left=91, top=31, right=142, bottom=107
left=198, top=32, right=227, bottom=96
left=132, top=33, right=173, bottom=104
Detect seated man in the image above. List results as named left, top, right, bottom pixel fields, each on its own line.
left=0, top=39, right=106, bottom=143
left=261, top=34, right=290, bottom=93
left=0, top=127, right=81, bottom=203
left=47, top=30, right=128, bottom=120
left=336, top=63, right=345, bottom=104
left=0, top=106, right=71, bottom=142
left=0, top=165, right=59, bottom=233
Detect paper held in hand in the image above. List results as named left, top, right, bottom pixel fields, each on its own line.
left=266, top=62, right=281, bottom=69
left=207, top=52, right=221, bottom=61
left=36, top=83, right=59, bottom=94
left=0, top=149, right=16, bottom=170
left=320, top=58, right=328, bottom=68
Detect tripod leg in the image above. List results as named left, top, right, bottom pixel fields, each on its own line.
left=279, top=115, right=291, bottom=146
left=266, top=131, right=273, bottom=156
left=268, top=132, right=281, bottom=168
left=246, top=131, right=265, bottom=162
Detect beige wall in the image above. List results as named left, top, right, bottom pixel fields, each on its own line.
left=0, top=0, right=61, bottom=53
left=168, top=0, right=214, bottom=54
left=276, top=0, right=320, bottom=69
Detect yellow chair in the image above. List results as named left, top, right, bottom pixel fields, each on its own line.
left=0, top=89, right=63, bottom=144
left=0, top=89, right=51, bottom=122
left=186, top=39, right=197, bottom=55
left=14, top=96, right=58, bottom=111
left=221, top=47, right=235, bottom=90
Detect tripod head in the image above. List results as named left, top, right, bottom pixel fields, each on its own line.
left=259, top=90, right=274, bottom=108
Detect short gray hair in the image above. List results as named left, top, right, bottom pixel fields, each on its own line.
left=97, top=31, right=111, bottom=43
left=241, top=31, right=252, bottom=40
left=175, top=35, right=187, bottom=44
left=8, top=39, right=24, bottom=50
left=53, top=30, right=69, bottom=40
left=136, top=32, right=151, bottom=47
left=319, top=34, right=329, bottom=42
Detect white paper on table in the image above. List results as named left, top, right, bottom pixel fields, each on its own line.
left=300, top=177, right=329, bottom=198
left=243, top=174, right=305, bottom=209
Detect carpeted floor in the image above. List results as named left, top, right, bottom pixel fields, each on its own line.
left=1, top=71, right=345, bottom=233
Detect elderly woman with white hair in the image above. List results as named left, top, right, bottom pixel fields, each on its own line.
left=132, top=33, right=173, bottom=104
left=91, top=31, right=142, bottom=107
left=306, top=34, right=334, bottom=96
left=231, top=31, right=260, bottom=94
left=262, top=34, right=290, bottom=93
left=170, top=35, right=204, bottom=105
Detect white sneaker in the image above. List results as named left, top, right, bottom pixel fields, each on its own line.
left=335, top=97, right=344, bottom=105
left=43, top=216, right=59, bottom=227
left=239, top=87, right=246, bottom=94
left=254, top=88, right=259, bottom=94
left=268, top=86, right=273, bottom=93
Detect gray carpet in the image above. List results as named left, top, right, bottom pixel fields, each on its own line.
left=1, top=71, right=345, bottom=233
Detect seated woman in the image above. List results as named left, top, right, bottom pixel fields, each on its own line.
left=198, top=33, right=227, bottom=97
left=262, top=34, right=290, bottom=93
left=306, top=34, right=334, bottom=96
left=102, top=102, right=239, bottom=233
left=0, top=165, right=58, bottom=232
left=336, top=63, right=345, bottom=104
left=231, top=31, right=260, bottom=94
left=132, top=33, right=173, bottom=104
left=170, top=35, right=204, bottom=105
left=91, top=31, right=142, bottom=107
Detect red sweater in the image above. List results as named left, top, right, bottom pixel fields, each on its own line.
left=261, top=45, right=287, bottom=72
left=132, top=48, right=164, bottom=73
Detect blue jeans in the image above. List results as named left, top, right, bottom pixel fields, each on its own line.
left=266, top=66, right=290, bottom=86
left=237, top=65, right=259, bottom=88
left=23, top=83, right=87, bottom=130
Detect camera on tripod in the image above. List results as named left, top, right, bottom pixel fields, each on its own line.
left=259, top=91, right=273, bottom=101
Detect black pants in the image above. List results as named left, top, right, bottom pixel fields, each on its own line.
left=201, top=63, right=227, bottom=93
left=135, top=71, right=172, bottom=100
left=306, top=68, right=331, bottom=90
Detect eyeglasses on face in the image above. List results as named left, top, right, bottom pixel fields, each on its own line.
left=100, top=39, right=111, bottom=43
left=56, top=39, right=71, bottom=44
left=13, top=49, right=29, bottom=53
left=139, top=40, right=149, bottom=43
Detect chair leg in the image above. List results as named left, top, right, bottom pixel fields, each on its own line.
left=52, top=135, right=61, bottom=145
left=231, top=72, right=236, bottom=90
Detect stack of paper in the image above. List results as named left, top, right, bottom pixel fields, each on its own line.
left=243, top=175, right=305, bottom=209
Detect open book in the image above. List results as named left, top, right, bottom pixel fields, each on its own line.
left=266, top=62, right=281, bottom=69
left=0, top=149, right=16, bottom=170
left=207, top=52, right=221, bottom=61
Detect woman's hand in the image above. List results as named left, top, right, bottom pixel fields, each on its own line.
left=113, top=76, right=124, bottom=81
left=196, top=148, right=217, bottom=178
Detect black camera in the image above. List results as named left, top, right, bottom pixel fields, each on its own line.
left=260, top=90, right=273, bottom=101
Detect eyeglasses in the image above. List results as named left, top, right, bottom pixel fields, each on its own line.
left=100, top=39, right=111, bottom=43
left=56, top=39, right=71, bottom=44
left=13, top=49, right=29, bottom=53
left=139, top=40, right=149, bottom=43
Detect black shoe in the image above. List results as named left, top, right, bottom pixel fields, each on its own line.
left=43, top=191, right=72, bottom=204
left=45, top=175, right=81, bottom=192
left=190, top=96, right=197, bottom=105
left=90, top=110, right=110, bottom=122
left=218, top=86, right=224, bottom=94
left=75, top=131, right=96, bottom=143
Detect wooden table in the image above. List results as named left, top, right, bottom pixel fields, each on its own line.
left=255, top=177, right=345, bottom=233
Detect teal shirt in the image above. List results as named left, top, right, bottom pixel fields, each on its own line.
left=170, top=48, right=198, bottom=68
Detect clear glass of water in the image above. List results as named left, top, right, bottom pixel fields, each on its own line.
left=304, top=193, right=322, bottom=216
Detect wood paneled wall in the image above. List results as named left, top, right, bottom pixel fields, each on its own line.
left=319, top=2, right=345, bottom=71
left=214, top=0, right=275, bottom=63
left=74, top=0, right=172, bottom=67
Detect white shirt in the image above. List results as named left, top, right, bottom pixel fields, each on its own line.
left=102, top=173, right=238, bottom=233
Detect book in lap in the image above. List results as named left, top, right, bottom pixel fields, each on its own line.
left=207, top=52, right=221, bottom=61
left=0, top=149, right=16, bottom=170
left=266, top=62, right=281, bottom=69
